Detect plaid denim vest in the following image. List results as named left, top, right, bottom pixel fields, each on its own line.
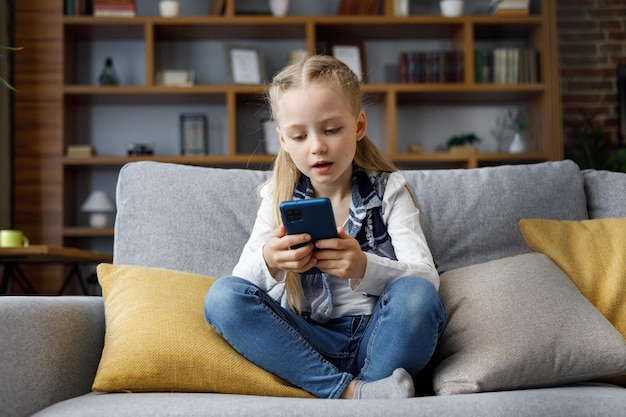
left=292, top=167, right=397, bottom=322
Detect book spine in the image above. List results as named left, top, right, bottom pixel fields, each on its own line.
left=400, top=53, right=408, bottom=83
left=474, top=50, right=483, bottom=83
left=65, top=0, right=74, bottom=15
left=455, top=51, right=464, bottom=83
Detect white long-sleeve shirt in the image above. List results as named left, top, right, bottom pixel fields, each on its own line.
left=232, top=171, right=439, bottom=318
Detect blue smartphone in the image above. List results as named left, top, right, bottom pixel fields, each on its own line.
left=280, top=197, right=338, bottom=274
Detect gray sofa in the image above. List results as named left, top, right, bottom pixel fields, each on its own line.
left=2, top=159, right=626, bottom=417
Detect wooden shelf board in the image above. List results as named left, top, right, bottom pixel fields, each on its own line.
left=62, top=155, right=277, bottom=167
left=63, top=227, right=115, bottom=238
left=153, top=20, right=307, bottom=40
left=390, top=152, right=546, bottom=162
left=62, top=84, right=544, bottom=107
left=62, top=152, right=547, bottom=168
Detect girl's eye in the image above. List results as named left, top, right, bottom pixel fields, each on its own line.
left=325, top=127, right=340, bottom=135
left=291, top=134, right=306, bottom=141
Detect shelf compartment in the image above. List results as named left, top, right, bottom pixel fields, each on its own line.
left=64, top=19, right=147, bottom=40
left=393, top=94, right=540, bottom=155
left=473, top=20, right=542, bottom=41
left=63, top=86, right=232, bottom=104
left=315, top=20, right=465, bottom=42
left=153, top=19, right=308, bottom=40
left=393, top=85, right=544, bottom=105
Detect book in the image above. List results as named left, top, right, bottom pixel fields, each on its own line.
left=489, top=0, right=529, bottom=15
left=65, top=0, right=92, bottom=16
left=156, top=70, right=195, bottom=87
left=399, top=50, right=464, bottom=84
left=209, top=0, right=226, bottom=16
left=67, top=145, right=95, bottom=158
left=337, top=0, right=355, bottom=14
left=93, top=0, right=135, bottom=17
left=337, top=0, right=379, bottom=15
left=474, top=47, right=538, bottom=84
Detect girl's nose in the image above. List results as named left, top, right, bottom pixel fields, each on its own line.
left=310, top=134, right=327, bottom=154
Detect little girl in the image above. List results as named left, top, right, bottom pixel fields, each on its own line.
left=205, top=55, right=446, bottom=400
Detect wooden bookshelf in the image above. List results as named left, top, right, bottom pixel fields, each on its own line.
left=21, top=1, right=563, bottom=256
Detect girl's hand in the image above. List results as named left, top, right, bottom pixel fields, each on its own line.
left=313, top=227, right=367, bottom=279
left=263, top=225, right=318, bottom=276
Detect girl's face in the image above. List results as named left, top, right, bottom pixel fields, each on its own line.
left=276, top=83, right=367, bottom=196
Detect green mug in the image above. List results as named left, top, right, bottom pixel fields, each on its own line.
left=0, top=230, right=30, bottom=247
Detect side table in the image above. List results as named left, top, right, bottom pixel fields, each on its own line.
left=0, top=245, right=113, bottom=295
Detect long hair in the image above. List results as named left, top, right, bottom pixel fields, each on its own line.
left=266, top=55, right=397, bottom=313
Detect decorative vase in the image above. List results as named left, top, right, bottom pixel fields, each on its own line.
left=393, top=0, right=409, bottom=16
left=159, top=0, right=180, bottom=17
left=440, top=0, right=464, bottom=17
left=509, top=132, right=526, bottom=153
left=98, top=57, right=119, bottom=86
left=269, top=0, right=289, bottom=17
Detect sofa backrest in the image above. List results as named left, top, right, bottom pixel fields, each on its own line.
left=404, top=160, right=588, bottom=272
left=583, top=169, right=626, bottom=219
left=114, top=160, right=589, bottom=277
left=114, top=162, right=271, bottom=277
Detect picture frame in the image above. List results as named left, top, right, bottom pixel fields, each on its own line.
left=180, top=114, right=208, bottom=156
left=328, top=41, right=367, bottom=83
left=225, top=45, right=265, bottom=85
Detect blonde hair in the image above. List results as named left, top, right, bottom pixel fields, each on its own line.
left=266, top=55, right=397, bottom=313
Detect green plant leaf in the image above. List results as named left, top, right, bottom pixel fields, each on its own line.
left=0, top=45, right=21, bottom=91
left=565, top=110, right=626, bottom=172
left=0, top=77, right=15, bottom=91
left=0, top=46, right=23, bottom=51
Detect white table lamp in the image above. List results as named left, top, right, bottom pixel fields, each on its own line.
left=81, top=190, right=116, bottom=228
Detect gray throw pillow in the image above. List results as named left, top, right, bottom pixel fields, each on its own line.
left=432, top=253, right=626, bottom=395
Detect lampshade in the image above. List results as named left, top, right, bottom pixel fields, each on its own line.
left=81, top=190, right=115, bottom=212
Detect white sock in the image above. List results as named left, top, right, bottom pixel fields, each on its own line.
left=353, top=368, right=415, bottom=399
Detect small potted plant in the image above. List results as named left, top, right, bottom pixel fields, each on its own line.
left=446, top=133, right=481, bottom=154
left=506, top=110, right=528, bottom=153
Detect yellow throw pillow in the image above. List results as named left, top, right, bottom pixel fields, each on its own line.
left=520, top=217, right=626, bottom=385
left=93, top=263, right=312, bottom=397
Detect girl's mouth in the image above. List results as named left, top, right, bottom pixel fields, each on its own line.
left=312, top=161, right=333, bottom=173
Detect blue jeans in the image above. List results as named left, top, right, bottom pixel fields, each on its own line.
left=204, top=275, right=446, bottom=399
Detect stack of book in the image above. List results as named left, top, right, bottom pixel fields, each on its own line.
left=67, top=145, right=95, bottom=158
left=155, top=70, right=195, bottom=87
left=489, top=0, right=530, bottom=16
left=474, top=48, right=539, bottom=84
left=337, top=0, right=381, bottom=15
left=399, top=51, right=464, bottom=84
left=64, top=0, right=92, bottom=16
left=93, top=0, right=136, bottom=17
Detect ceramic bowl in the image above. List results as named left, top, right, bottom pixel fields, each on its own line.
left=440, top=0, right=464, bottom=17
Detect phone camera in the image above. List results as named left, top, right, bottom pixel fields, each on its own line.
left=285, top=209, right=302, bottom=222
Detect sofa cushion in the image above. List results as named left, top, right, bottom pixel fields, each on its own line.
left=432, top=253, right=626, bottom=395
left=113, top=162, right=272, bottom=278
left=582, top=169, right=626, bottom=219
left=93, top=263, right=311, bottom=397
left=402, top=161, right=588, bottom=273
left=520, top=217, right=626, bottom=385
left=30, top=387, right=626, bottom=417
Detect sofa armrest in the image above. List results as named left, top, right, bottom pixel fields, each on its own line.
left=0, top=296, right=104, bottom=417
